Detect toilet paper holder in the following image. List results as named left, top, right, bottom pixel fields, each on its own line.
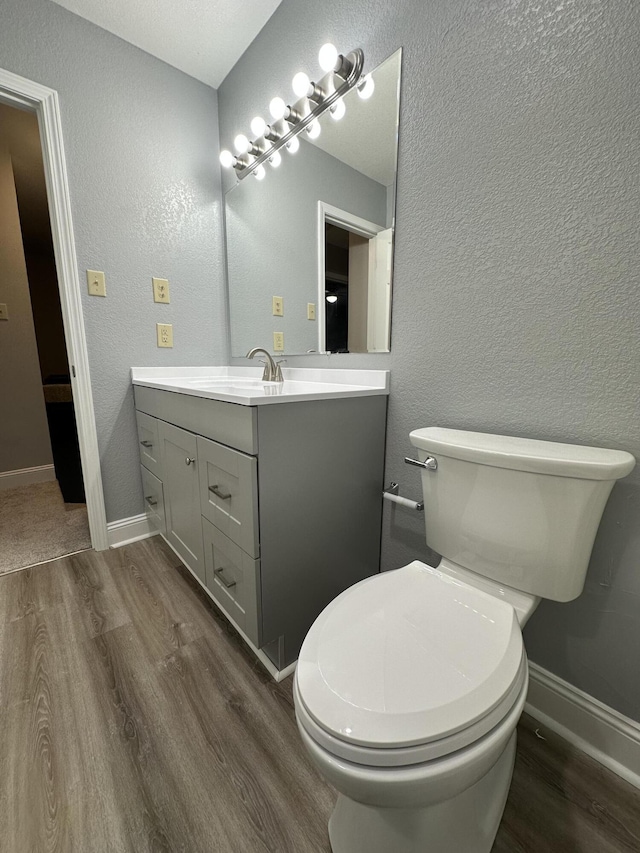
left=383, top=482, right=424, bottom=512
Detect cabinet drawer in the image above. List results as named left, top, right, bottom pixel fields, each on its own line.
left=136, top=411, right=162, bottom=478
left=140, top=466, right=165, bottom=535
left=198, top=435, right=259, bottom=559
left=202, top=518, right=260, bottom=647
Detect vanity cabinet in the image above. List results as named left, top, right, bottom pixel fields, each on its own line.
left=134, top=384, right=387, bottom=672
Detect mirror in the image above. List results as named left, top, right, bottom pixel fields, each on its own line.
left=225, top=49, right=402, bottom=356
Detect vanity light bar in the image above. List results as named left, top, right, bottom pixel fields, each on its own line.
left=220, top=43, right=366, bottom=181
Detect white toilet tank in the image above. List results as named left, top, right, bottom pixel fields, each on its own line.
left=409, top=428, right=635, bottom=602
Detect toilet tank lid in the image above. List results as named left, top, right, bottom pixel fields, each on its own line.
left=410, top=428, right=635, bottom=481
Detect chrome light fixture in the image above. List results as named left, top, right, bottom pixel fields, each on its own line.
left=220, top=43, right=367, bottom=181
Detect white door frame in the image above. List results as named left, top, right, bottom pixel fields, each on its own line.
left=0, top=67, right=108, bottom=550
left=317, top=201, right=383, bottom=354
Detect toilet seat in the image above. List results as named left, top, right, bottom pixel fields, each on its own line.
left=295, top=561, right=526, bottom=767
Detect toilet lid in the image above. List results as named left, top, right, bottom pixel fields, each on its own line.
left=296, top=561, right=524, bottom=750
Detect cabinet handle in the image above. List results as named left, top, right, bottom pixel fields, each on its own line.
left=185, top=456, right=196, bottom=466
left=140, top=440, right=153, bottom=448
left=145, top=496, right=158, bottom=507
left=214, top=567, right=236, bottom=589
left=209, top=484, right=231, bottom=500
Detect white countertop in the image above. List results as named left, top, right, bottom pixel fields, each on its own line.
left=131, top=366, right=390, bottom=406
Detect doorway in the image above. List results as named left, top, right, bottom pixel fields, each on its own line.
left=318, top=202, right=393, bottom=354
left=0, top=67, right=107, bottom=568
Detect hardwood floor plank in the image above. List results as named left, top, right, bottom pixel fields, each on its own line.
left=64, top=550, right=130, bottom=638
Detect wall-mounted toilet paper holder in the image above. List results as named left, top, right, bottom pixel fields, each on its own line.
left=383, top=482, right=424, bottom=512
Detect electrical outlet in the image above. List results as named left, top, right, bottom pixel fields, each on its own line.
left=272, top=295, right=284, bottom=316
left=273, top=331, right=284, bottom=352
left=153, top=277, right=170, bottom=303
left=156, top=323, right=173, bottom=347
left=0, top=303, right=8, bottom=320
left=307, top=302, right=316, bottom=320
left=87, top=270, right=106, bottom=297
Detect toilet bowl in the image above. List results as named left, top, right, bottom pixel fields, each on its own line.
left=293, top=428, right=635, bottom=853
left=294, top=560, right=530, bottom=853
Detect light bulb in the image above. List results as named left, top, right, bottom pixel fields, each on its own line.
left=254, top=165, right=266, bottom=180
left=330, top=99, right=346, bottom=121
left=269, top=97, right=287, bottom=120
left=292, top=71, right=311, bottom=98
left=286, top=136, right=300, bottom=154
left=318, top=43, right=339, bottom=73
left=307, top=119, right=321, bottom=140
left=326, top=294, right=338, bottom=303
left=234, top=133, right=249, bottom=153
left=270, top=151, right=282, bottom=168
left=219, top=149, right=235, bottom=168
left=357, top=76, right=375, bottom=100
left=250, top=116, right=266, bottom=137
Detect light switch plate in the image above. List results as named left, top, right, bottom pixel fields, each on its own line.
left=156, top=323, right=173, bottom=347
left=153, top=277, right=170, bottom=303
left=307, top=303, right=316, bottom=320
left=273, top=331, right=284, bottom=351
left=0, top=303, right=8, bottom=320
left=87, top=270, right=106, bottom=297
left=272, top=295, right=284, bottom=316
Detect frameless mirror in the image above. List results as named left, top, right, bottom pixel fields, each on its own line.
left=225, top=48, right=401, bottom=356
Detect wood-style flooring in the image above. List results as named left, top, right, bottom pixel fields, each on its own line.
left=0, top=536, right=638, bottom=853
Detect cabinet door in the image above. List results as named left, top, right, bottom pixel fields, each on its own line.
left=197, top=436, right=259, bottom=559
left=202, top=517, right=261, bottom=647
left=136, top=411, right=162, bottom=478
left=158, top=421, right=205, bottom=582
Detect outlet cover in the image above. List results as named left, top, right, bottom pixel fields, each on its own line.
left=273, top=331, right=284, bottom=351
left=87, top=270, right=106, bottom=297
left=0, top=303, right=8, bottom=320
left=272, top=295, right=284, bottom=316
left=156, top=323, right=173, bottom=347
left=153, top=277, right=170, bottom=303
left=307, top=302, right=316, bottom=320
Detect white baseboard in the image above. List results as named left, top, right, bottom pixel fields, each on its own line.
left=526, top=661, right=640, bottom=790
left=0, top=464, right=56, bottom=491
left=107, top=513, right=159, bottom=548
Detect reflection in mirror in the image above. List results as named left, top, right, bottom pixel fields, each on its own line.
left=226, top=49, right=401, bottom=356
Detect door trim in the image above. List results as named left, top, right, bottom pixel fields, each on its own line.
left=0, top=67, right=108, bottom=549
left=317, top=201, right=384, bottom=354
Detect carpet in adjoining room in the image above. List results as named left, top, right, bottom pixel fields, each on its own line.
left=0, top=480, right=91, bottom=573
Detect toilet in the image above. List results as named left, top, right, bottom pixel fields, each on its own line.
left=293, top=428, right=635, bottom=853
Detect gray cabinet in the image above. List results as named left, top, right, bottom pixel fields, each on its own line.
left=134, top=384, right=387, bottom=672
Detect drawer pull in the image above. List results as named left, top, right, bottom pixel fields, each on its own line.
left=140, top=440, right=153, bottom=448
left=185, top=456, right=196, bottom=466
left=215, top=567, right=236, bottom=589
left=145, top=496, right=158, bottom=507
left=209, top=484, right=231, bottom=500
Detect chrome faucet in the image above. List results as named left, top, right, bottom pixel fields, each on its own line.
left=246, top=347, right=285, bottom=382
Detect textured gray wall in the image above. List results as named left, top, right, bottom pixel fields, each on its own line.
left=0, top=142, right=53, bottom=473
left=0, top=0, right=227, bottom=521
left=226, top=141, right=387, bottom=355
left=219, top=0, right=640, bottom=721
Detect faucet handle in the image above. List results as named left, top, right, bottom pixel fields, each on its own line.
left=274, top=359, right=286, bottom=382
left=257, top=359, right=271, bottom=382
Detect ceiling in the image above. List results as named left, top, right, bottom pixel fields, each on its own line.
left=48, top=0, right=283, bottom=88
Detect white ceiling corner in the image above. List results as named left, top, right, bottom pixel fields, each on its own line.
left=48, top=0, right=283, bottom=88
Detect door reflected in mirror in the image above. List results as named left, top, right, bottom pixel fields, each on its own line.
left=225, top=48, right=401, bottom=356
